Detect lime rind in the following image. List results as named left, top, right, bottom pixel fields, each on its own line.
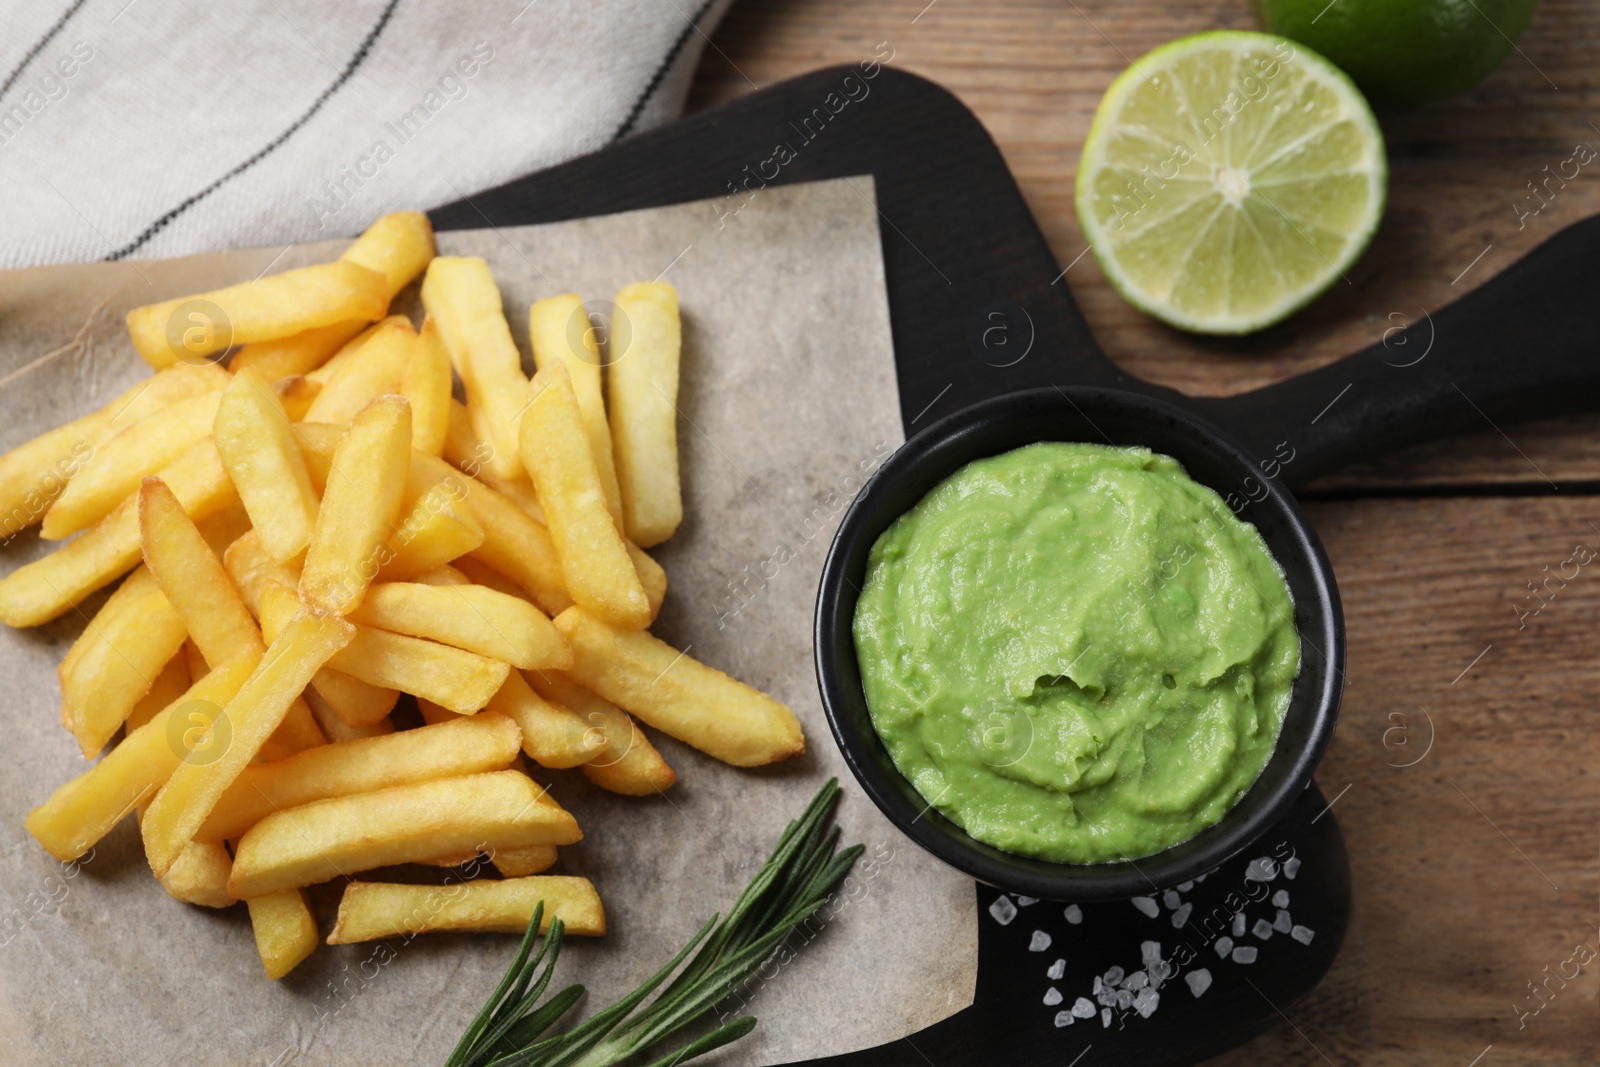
left=1076, top=30, right=1387, bottom=335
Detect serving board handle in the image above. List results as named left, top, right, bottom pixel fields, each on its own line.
left=1200, top=215, right=1600, bottom=490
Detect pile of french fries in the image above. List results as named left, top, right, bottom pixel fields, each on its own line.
left=4, top=212, right=805, bottom=980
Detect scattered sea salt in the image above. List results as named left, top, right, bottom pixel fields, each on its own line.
left=1133, top=988, right=1159, bottom=1018
left=1291, top=925, right=1316, bottom=945
left=1101, top=1007, right=1112, bottom=1029
left=1047, top=959, right=1065, bottom=980
left=1015, top=896, right=1038, bottom=907
left=1092, top=976, right=1102, bottom=994
left=1283, top=857, right=1301, bottom=880
left=1148, top=959, right=1171, bottom=989
left=1271, top=889, right=1290, bottom=908
left=1029, top=930, right=1052, bottom=952
left=1116, top=989, right=1134, bottom=1010
left=1252, top=919, right=1274, bottom=941
left=1055, top=1011, right=1075, bottom=1028
left=1231, top=946, right=1259, bottom=964
left=1096, top=987, right=1117, bottom=1008
left=1178, top=880, right=1195, bottom=892
left=1162, top=889, right=1182, bottom=910
left=988, top=896, right=1017, bottom=925
left=1141, top=940, right=1162, bottom=966
left=1232, top=912, right=1246, bottom=937
left=1043, top=987, right=1063, bottom=1006
left=1131, top=895, right=1160, bottom=918
left=1274, top=909, right=1293, bottom=934
left=1172, top=902, right=1193, bottom=929
left=1072, top=997, right=1096, bottom=1018
left=1125, top=970, right=1148, bottom=990
left=1185, top=968, right=1213, bottom=997
left=1104, top=965, right=1125, bottom=987
left=1064, top=904, right=1083, bottom=925
left=1214, top=935, right=1234, bottom=958
left=1245, top=857, right=1279, bottom=882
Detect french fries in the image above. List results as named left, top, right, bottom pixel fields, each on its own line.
left=229, top=770, right=580, bottom=898
left=213, top=368, right=320, bottom=563
left=529, top=294, right=623, bottom=525
left=420, top=256, right=528, bottom=481
left=5, top=228, right=825, bottom=980
left=59, top=565, right=187, bottom=757
left=26, top=653, right=259, bottom=861
left=299, top=395, right=412, bottom=614
left=127, top=261, right=389, bottom=369
left=554, top=606, right=804, bottom=767
left=42, top=389, right=223, bottom=539
left=350, top=581, right=570, bottom=670
left=197, top=713, right=522, bottom=843
left=262, top=582, right=509, bottom=714
left=486, top=669, right=604, bottom=770
left=520, top=364, right=650, bottom=629
left=248, top=889, right=319, bottom=979
left=608, top=282, right=682, bottom=546
left=327, top=876, right=604, bottom=944
left=527, top=670, right=675, bottom=795
left=403, top=317, right=453, bottom=457
left=142, top=610, right=354, bottom=878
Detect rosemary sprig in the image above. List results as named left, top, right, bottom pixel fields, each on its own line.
left=446, top=778, right=863, bottom=1067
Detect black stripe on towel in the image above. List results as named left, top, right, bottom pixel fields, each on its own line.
left=610, top=0, right=721, bottom=144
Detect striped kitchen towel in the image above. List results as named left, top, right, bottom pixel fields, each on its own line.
left=0, top=0, right=734, bottom=269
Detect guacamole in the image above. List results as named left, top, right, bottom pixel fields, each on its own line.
left=853, top=442, right=1300, bottom=864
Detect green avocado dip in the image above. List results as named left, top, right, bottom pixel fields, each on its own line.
left=853, top=442, right=1300, bottom=864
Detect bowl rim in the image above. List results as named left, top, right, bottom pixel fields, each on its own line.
left=813, top=385, right=1345, bottom=901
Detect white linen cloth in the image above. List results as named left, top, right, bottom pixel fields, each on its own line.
left=0, top=0, right=735, bottom=269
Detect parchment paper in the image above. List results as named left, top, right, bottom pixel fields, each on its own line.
left=0, top=178, right=976, bottom=1065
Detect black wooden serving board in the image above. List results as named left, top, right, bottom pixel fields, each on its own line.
left=429, top=67, right=1355, bottom=1067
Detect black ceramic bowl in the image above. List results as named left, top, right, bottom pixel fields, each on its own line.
left=814, top=386, right=1344, bottom=901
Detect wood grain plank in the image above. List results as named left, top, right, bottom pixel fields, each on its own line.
left=688, top=0, right=1600, bottom=489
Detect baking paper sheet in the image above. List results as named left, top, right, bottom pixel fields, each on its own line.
left=0, top=177, right=977, bottom=1065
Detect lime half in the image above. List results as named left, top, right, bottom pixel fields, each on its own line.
left=1076, top=31, right=1386, bottom=335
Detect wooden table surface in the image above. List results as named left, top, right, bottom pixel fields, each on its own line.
left=690, top=3, right=1600, bottom=1064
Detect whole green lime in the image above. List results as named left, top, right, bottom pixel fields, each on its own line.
left=1256, top=0, right=1541, bottom=109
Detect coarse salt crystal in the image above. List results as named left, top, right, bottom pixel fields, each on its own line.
left=1231, top=946, right=1259, bottom=964
left=1064, top=904, right=1083, bottom=925
left=1101, top=1007, right=1112, bottom=1029
left=1291, top=925, right=1316, bottom=945
left=1116, top=989, right=1134, bottom=1010
left=1125, top=970, right=1148, bottom=990
left=1274, top=909, right=1293, bottom=934
left=1055, top=1011, right=1075, bottom=1028
left=1072, top=997, right=1096, bottom=1018
left=1044, top=987, right=1063, bottom=1006
left=1047, top=959, right=1065, bottom=980
left=1252, top=919, right=1274, bottom=941
left=1245, top=857, right=1278, bottom=882
left=1283, top=857, right=1301, bottom=880
left=1141, top=940, right=1162, bottom=965
left=1232, top=912, right=1246, bottom=937
left=1016, top=896, right=1038, bottom=906
left=1029, top=930, right=1052, bottom=952
left=1104, top=965, right=1125, bottom=986
left=1185, top=968, right=1213, bottom=997
left=989, top=896, right=1017, bottom=925
left=1178, top=880, right=1195, bottom=892
left=1215, top=935, right=1234, bottom=958
left=1172, top=902, right=1192, bottom=929
left=1162, top=889, right=1181, bottom=910
left=1134, top=987, right=1159, bottom=1018
left=1131, top=896, right=1160, bottom=918
left=1272, top=889, right=1290, bottom=908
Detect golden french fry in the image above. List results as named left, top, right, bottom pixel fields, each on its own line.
left=196, top=501, right=253, bottom=556
left=554, top=606, right=804, bottom=767
left=485, top=669, right=605, bottom=769
left=608, top=281, right=682, bottom=546
left=527, top=670, right=675, bottom=793
left=223, top=529, right=300, bottom=617
left=302, top=318, right=415, bottom=425
left=529, top=294, right=623, bottom=525
left=442, top=397, right=488, bottom=474
left=229, top=770, right=580, bottom=897
left=42, top=390, right=222, bottom=539
left=414, top=564, right=470, bottom=586
left=182, top=638, right=210, bottom=682
left=308, top=665, right=399, bottom=728
left=626, top=541, right=666, bottom=622
left=492, top=845, right=559, bottom=878
left=142, top=610, right=354, bottom=877
left=25, top=654, right=259, bottom=862
left=198, top=713, right=522, bottom=842
left=303, top=687, right=394, bottom=743
left=262, top=581, right=508, bottom=713
left=420, top=257, right=528, bottom=481
left=520, top=364, right=649, bottom=628
left=124, top=651, right=191, bottom=732
left=375, top=482, right=484, bottom=582
left=307, top=314, right=409, bottom=385
left=343, top=211, right=435, bottom=296
left=451, top=557, right=528, bottom=599
left=403, top=317, right=452, bottom=457
left=350, top=581, right=569, bottom=670
left=140, top=479, right=263, bottom=666
left=327, top=875, right=603, bottom=944
left=248, top=889, right=319, bottom=979
left=300, top=395, right=412, bottom=614
left=159, top=839, right=236, bottom=908
left=59, top=565, right=187, bottom=758
left=229, top=319, right=371, bottom=382
left=273, top=375, right=322, bottom=421
left=0, top=437, right=237, bottom=627
left=0, top=364, right=226, bottom=539
left=214, top=368, right=320, bottom=563
left=127, top=261, right=389, bottom=369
